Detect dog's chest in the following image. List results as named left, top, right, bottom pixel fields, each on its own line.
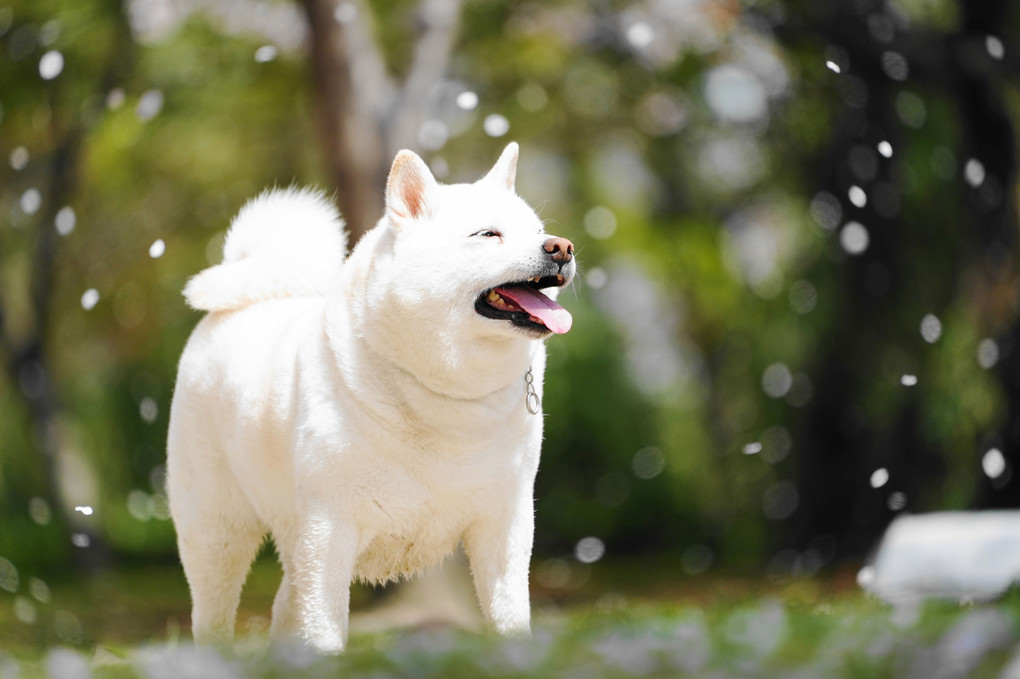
left=352, top=482, right=471, bottom=584
left=354, top=525, right=460, bottom=584
left=347, top=446, right=518, bottom=585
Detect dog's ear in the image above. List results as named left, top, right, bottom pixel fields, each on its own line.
left=482, top=142, right=518, bottom=192
left=386, top=150, right=438, bottom=225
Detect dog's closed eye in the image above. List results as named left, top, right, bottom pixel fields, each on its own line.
left=472, top=229, right=503, bottom=240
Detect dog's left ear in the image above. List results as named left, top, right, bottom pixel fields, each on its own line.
left=386, top=150, right=439, bottom=226
left=482, top=142, right=519, bottom=192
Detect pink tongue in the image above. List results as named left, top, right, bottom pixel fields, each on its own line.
left=495, top=286, right=573, bottom=334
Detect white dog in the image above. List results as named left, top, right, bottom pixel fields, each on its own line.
left=166, top=143, right=575, bottom=653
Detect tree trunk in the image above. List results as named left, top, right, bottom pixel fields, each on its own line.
left=299, top=0, right=389, bottom=243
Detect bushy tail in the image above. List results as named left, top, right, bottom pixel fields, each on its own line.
left=183, top=187, right=347, bottom=312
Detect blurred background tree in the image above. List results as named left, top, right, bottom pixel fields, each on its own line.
left=0, top=0, right=1018, bottom=602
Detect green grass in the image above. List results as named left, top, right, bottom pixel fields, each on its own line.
left=2, top=558, right=1020, bottom=678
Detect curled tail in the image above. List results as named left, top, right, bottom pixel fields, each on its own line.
left=184, top=187, right=347, bottom=312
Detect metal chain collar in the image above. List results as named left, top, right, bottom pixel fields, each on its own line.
left=525, top=367, right=540, bottom=414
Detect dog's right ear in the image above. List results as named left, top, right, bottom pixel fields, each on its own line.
left=386, top=150, right=438, bottom=226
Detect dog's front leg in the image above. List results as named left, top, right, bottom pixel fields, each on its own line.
left=464, top=496, right=534, bottom=636
left=292, top=506, right=359, bottom=654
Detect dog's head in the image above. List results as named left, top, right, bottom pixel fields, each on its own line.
left=368, top=143, right=576, bottom=342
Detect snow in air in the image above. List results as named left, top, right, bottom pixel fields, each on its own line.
left=870, top=467, right=889, bottom=488
left=626, top=22, right=654, bottom=49
left=848, top=185, right=867, bottom=208
left=20, top=188, right=41, bottom=215
left=964, top=159, right=986, bottom=188
left=920, top=314, right=942, bottom=343
left=149, top=238, right=166, bottom=258
left=900, top=374, right=917, bottom=387
left=762, top=363, right=793, bottom=398
left=55, top=206, right=76, bottom=235
left=81, top=289, right=100, bottom=311
left=839, top=221, right=869, bottom=255
left=136, top=89, right=164, bottom=121
left=977, top=338, right=999, bottom=369
left=986, top=35, right=1005, bottom=60
left=74, top=505, right=93, bottom=516
left=483, top=114, right=509, bottom=137
left=9, top=146, right=28, bottom=170
left=254, top=45, right=277, bottom=63
left=825, top=60, right=841, bottom=73
left=39, top=50, right=64, bottom=80
left=456, top=91, right=478, bottom=110
left=140, top=397, right=159, bottom=423
left=877, top=141, right=893, bottom=158
left=982, top=448, right=1006, bottom=479
left=575, top=536, right=606, bottom=564
left=743, top=442, right=762, bottom=455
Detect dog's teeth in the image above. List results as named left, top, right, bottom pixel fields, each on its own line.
left=556, top=274, right=564, bottom=285
left=530, top=276, right=540, bottom=283
left=488, top=290, right=499, bottom=302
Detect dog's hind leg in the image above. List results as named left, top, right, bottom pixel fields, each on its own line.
left=269, top=529, right=301, bottom=639
left=170, top=455, right=265, bottom=644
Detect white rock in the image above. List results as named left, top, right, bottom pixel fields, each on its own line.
left=862, top=511, right=1020, bottom=604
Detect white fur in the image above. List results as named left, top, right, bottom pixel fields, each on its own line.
left=166, top=143, right=575, bottom=653
left=183, top=187, right=347, bottom=312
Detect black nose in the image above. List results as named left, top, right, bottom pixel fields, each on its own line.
left=543, top=237, right=574, bottom=264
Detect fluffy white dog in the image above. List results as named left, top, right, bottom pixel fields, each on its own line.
left=166, top=143, right=575, bottom=653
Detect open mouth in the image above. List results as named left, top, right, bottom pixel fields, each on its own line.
left=475, top=274, right=573, bottom=335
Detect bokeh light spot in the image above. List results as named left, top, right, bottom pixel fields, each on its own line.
left=140, top=397, right=159, bottom=423
left=136, top=89, right=164, bottom=121
left=575, top=536, right=606, bottom=564
left=839, top=221, right=869, bottom=255
left=982, top=448, right=1007, bottom=479
left=920, top=314, right=942, bottom=343
left=632, top=446, right=665, bottom=479
left=762, top=363, right=793, bottom=398
left=254, top=45, right=277, bottom=62
left=20, top=188, right=41, bottom=215
left=788, top=280, right=817, bottom=314
left=55, top=206, right=76, bottom=235
left=80, top=289, right=100, bottom=311
left=887, top=491, right=907, bottom=511
left=870, top=467, right=889, bottom=488
left=483, top=114, right=509, bottom=137
left=977, top=338, right=999, bottom=369
left=456, top=90, right=478, bottom=111
left=986, top=35, right=1004, bottom=60
left=964, top=159, right=986, bottom=187
left=584, top=206, right=617, bottom=239
left=704, top=65, right=767, bottom=123
left=38, top=50, right=63, bottom=80
left=9, top=145, right=28, bottom=170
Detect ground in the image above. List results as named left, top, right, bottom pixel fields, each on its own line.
left=2, top=556, right=1019, bottom=678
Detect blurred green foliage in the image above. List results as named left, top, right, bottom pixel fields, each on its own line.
left=0, top=0, right=1019, bottom=586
